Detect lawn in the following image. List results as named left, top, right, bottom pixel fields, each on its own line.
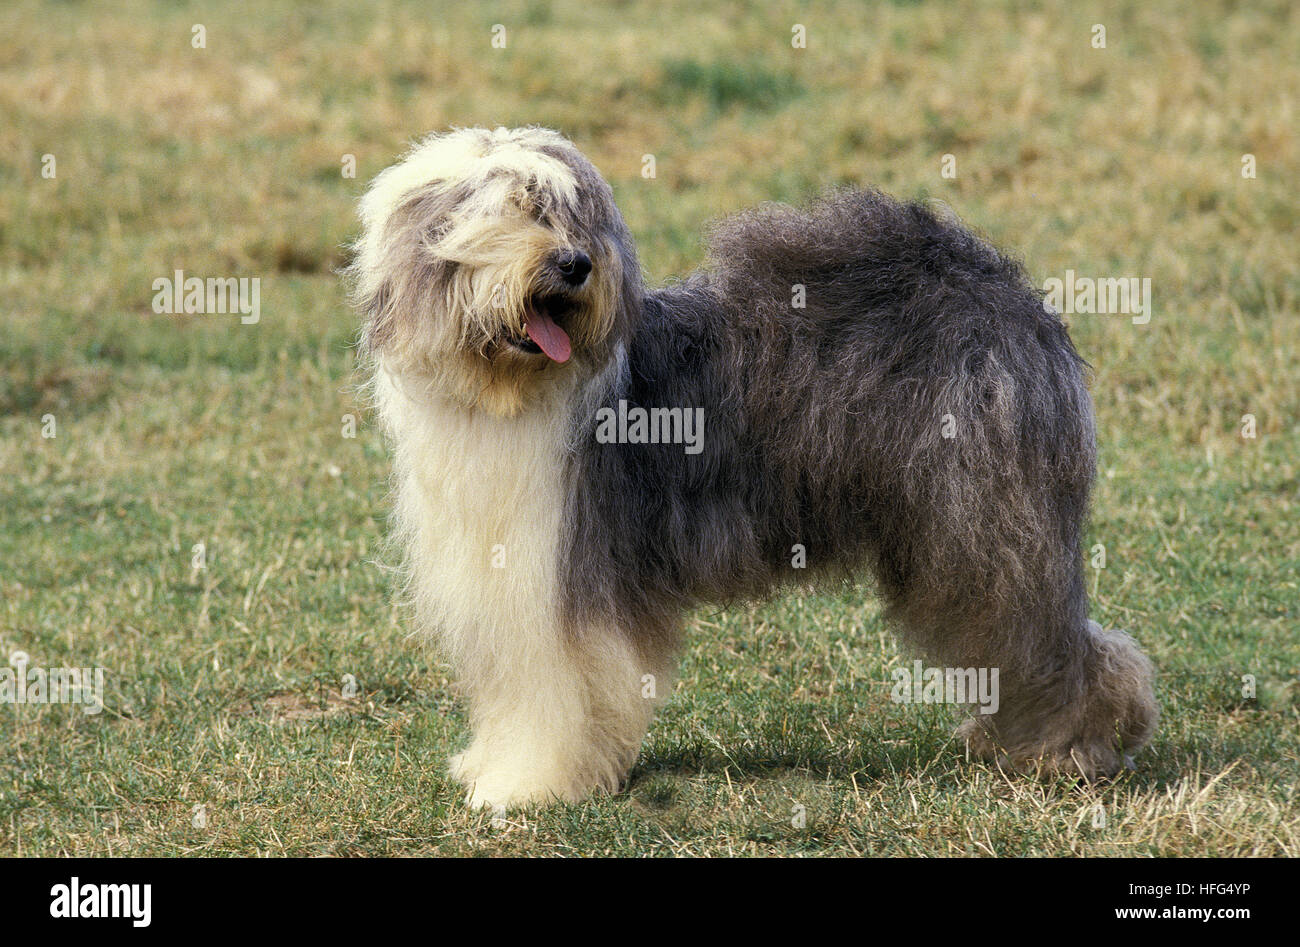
left=0, top=0, right=1296, bottom=856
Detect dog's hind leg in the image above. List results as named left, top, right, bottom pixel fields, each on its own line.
left=938, top=578, right=1158, bottom=780
left=883, top=504, right=1158, bottom=778
left=872, top=358, right=1158, bottom=779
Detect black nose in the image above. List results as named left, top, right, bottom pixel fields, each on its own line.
left=555, top=250, right=592, bottom=286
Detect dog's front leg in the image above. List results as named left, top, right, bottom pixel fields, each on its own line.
left=448, top=622, right=665, bottom=809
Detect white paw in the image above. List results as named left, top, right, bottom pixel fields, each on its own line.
left=462, top=768, right=569, bottom=810
left=448, top=745, right=571, bottom=809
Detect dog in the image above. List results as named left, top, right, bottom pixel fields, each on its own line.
left=348, top=126, right=1158, bottom=809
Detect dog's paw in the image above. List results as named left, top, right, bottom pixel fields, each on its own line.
left=448, top=745, right=578, bottom=810
left=448, top=742, right=630, bottom=810
left=459, top=767, right=584, bottom=811
left=957, top=716, right=1121, bottom=780
left=955, top=621, right=1156, bottom=781
left=956, top=716, right=1000, bottom=760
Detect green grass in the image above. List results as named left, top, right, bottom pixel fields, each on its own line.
left=1, top=0, right=1297, bottom=856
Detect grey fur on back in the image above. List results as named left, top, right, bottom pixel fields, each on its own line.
left=559, top=190, right=1158, bottom=775
left=563, top=190, right=1092, bottom=649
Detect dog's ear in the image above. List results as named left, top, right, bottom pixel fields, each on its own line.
left=351, top=182, right=461, bottom=356
left=355, top=278, right=395, bottom=353
left=354, top=244, right=455, bottom=357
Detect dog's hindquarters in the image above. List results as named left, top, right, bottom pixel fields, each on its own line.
left=866, top=338, right=1158, bottom=777
left=705, top=191, right=1160, bottom=777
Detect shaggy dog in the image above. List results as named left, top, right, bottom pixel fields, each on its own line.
left=349, top=126, right=1158, bottom=809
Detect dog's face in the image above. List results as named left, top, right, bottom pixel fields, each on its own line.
left=352, top=127, right=639, bottom=415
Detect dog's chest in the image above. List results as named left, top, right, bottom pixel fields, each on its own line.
left=387, top=384, right=570, bottom=621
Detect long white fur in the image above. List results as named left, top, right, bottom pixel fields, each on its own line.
left=374, top=368, right=662, bottom=807
left=363, top=129, right=664, bottom=807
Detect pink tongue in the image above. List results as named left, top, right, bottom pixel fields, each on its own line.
left=524, top=306, right=571, bottom=363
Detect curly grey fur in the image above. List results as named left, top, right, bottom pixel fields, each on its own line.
left=561, top=188, right=1157, bottom=777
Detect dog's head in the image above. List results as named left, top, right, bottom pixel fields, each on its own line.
left=350, top=126, right=640, bottom=415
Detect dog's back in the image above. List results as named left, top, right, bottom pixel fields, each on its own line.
left=564, top=190, right=1094, bottom=636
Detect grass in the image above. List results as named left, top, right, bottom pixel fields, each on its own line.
left=1, top=0, right=1297, bottom=856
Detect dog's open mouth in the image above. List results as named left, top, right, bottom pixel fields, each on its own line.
left=508, top=294, right=573, bottom=363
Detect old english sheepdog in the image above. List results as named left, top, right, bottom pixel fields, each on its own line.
left=348, top=126, right=1158, bottom=809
